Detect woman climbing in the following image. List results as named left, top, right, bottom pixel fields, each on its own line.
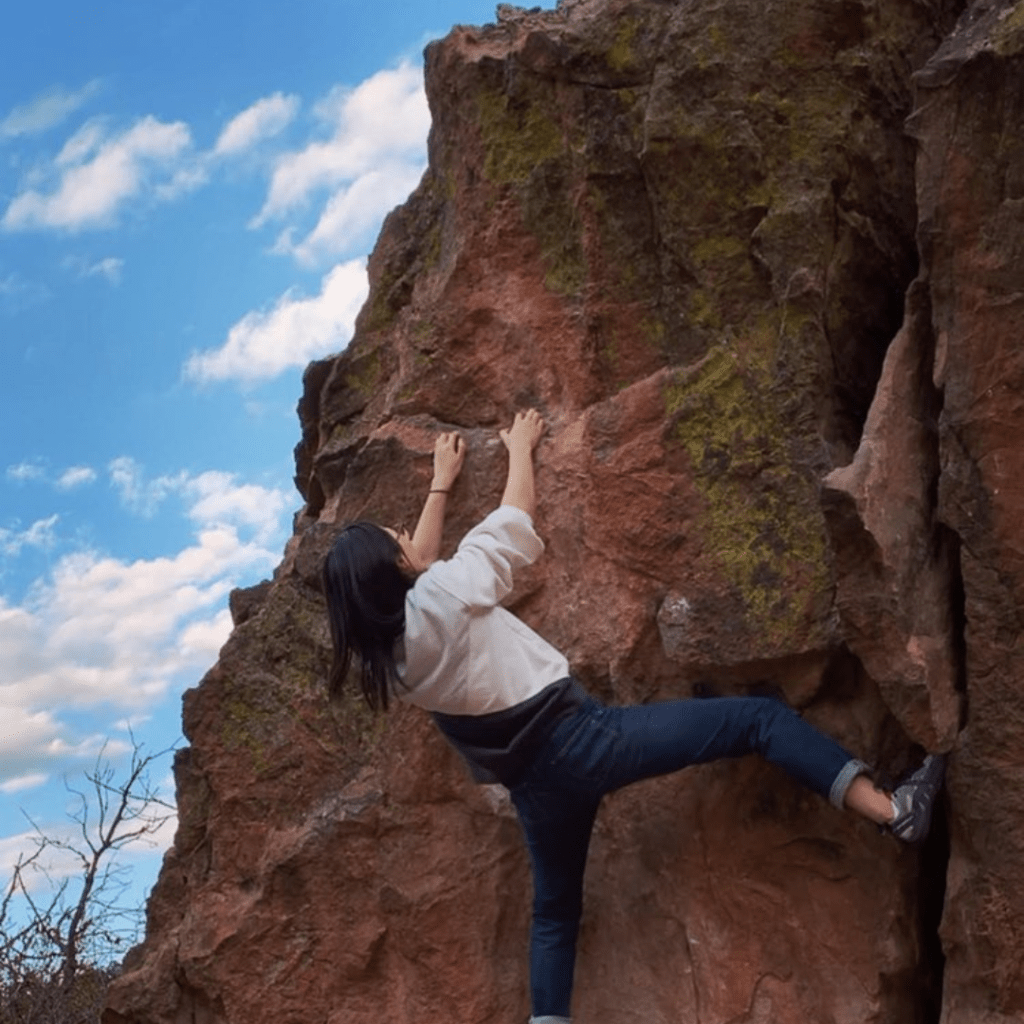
left=321, top=409, right=947, bottom=1024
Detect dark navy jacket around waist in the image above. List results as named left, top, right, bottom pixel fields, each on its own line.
left=431, top=677, right=589, bottom=787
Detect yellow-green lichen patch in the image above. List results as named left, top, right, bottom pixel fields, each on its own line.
left=687, top=19, right=730, bottom=71
left=364, top=269, right=401, bottom=332
left=220, top=691, right=276, bottom=775
left=325, top=419, right=360, bottom=452
left=686, top=288, right=723, bottom=331
left=691, top=235, right=749, bottom=268
left=422, top=218, right=443, bottom=271
left=523, top=168, right=587, bottom=296
left=345, top=350, right=382, bottom=401
left=664, top=344, right=830, bottom=642
left=477, top=88, right=565, bottom=185
left=542, top=236, right=587, bottom=294
left=640, top=314, right=666, bottom=349
left=749, top=83, right=855, bottom=183
left=993, top=0, right=1024, bottom=55
left=607, top=16, right=640, bottom=73
left=475, top=84, right=587, bottom=295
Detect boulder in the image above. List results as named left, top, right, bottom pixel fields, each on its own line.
left=104, top=0, right=1000, bottom=1022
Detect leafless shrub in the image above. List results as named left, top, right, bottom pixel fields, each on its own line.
left=0, top=740, right=173, bottom=1024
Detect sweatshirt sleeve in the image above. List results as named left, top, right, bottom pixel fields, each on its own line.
left=423, top=504, right=544, bottom=609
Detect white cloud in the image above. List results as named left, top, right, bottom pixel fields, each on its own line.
left=64, top=255, right=124, bottom=284
left=0, top=81, right=101, bottom=140
left=108, top=457, right=185, bottom=516
left=0, top=831, right=41, bottom=876
left=56, top=466, right=98, bottom=490
left=2, top=115, right=193, bottom=232
left=283, top=161, right=425, bottom=266
left=184, top=258, right=368, bottom=384
left=214, top=92, right=300, bottom=157
left=85, top=257, right=124, bottom=283
left=251, top=63, right=428, bottom=262
left=184, top=471, right=291, bottom=544
left=0, top=773, right=48, bottom=795
left=0, top=465, right=292, bottom=793
left=108, top=460, right=294, bottom=537
left=155, top=163, right=209, bottom=201
left=37, top=529, right=257, bottom=687
left=57, top=119, right=107, bottom=166
left=21, top=515, right=59, bottom=550
left=0, top=515, right=59, bottom=557
left=6, top=461, right=46, bottom=482
left=178, top=607, right=234, bottom=663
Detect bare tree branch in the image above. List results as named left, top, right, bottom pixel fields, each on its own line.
left=0, top=737, right=175, bottom=1024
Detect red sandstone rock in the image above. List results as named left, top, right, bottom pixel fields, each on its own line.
left=104, top=1, right=970, bottom=1022
left=822, top=280, right=963, bottom=753
left=909, top=2, right=1024, bottom=1020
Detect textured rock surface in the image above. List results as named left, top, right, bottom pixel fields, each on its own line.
left=909, top=2, right=1024, bottom=1020
left=821, top=279, right=963, bottom=753
left=100, top=0, right=1024, bottom=1021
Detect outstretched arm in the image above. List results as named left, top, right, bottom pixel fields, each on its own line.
left=409, top=431, right=465, bottom=566
left=500, top=409, right=546, bottom=520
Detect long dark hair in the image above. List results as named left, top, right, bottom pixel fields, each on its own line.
left=322, top=522, right=413, bottom=711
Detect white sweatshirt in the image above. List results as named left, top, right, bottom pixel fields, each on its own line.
left=396, top=504, right=570, bottom=716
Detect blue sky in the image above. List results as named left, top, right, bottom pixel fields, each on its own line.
left=1, top=0, right=528, bottom=928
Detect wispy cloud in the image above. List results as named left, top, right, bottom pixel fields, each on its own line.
left=0, top=773, right=48, bottom=795
left=252, top=63, right=429, bottom=263
left=0, top=81, right=101, bottom=140
left=278, top=161, right=424, bottom=266
left=6, top=462, right=46, bottom=483
left=2, top=116, right=194, bottom=232
left=108, top=457, right=185, bottom=517
left=108, top=457, right=292, bottom=541
left=214, top=92, right=300, bottom=157
left=5, top=463, right=98, bottom=492
left=184, top=470, right=292, bottom=544
left=56, top=466, right=98, bottom=490
left=0, top=515, right=59, bottom=557
left=2, top=67, right=426, bottom=251
left=0, top=465, right=291, bottom=792
left=63, top=255, right=124, bottom=284
left=184, top=258, right=368, bottom=384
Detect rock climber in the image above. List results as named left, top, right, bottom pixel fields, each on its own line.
left=321, top=408, right=947, bottom=1024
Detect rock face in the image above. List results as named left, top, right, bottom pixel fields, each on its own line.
left=909, top=3, right=1024, bottom=1021
left=103, top=0, right=1024, bottom=1022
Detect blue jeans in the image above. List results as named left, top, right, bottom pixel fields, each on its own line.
left=508, top=693, right=864, bottom=1020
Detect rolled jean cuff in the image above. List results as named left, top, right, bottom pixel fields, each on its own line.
left=829, top=757, right=870, bottom=810
left=530, top=1018, right=572, bottom=1023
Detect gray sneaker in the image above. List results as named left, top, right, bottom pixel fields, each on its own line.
left=890, top=754, right=947, bottom=843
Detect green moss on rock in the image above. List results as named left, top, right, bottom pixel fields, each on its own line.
left=477, top=88, right=565, bottom=185
left=475, top=84, right=586, bottom=295
left=993, top=0, right=1024, bottom=55
left=664, top=343, right=830, bottom=642
left=345, top=350, right=382, bottom=401
left=607, top=17, right=640, bottom=73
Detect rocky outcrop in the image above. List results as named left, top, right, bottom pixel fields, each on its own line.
left=821, top=278, right=962, bottom=755
left=104, top=0, right=1024, bottom=1022
left=909, top=3, right=1024, bottom=1020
